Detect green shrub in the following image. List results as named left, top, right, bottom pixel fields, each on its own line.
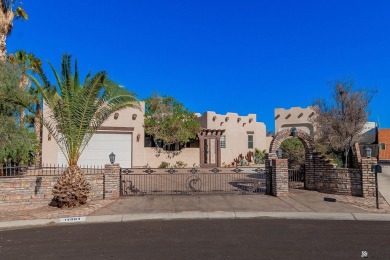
left=254, top=148, right=266, bottom=164
left=173, top=161, right=187, bottom=168
left=158, top=161, right=170, bottom=168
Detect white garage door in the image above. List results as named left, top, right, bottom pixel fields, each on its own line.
left=58, top=133, right=132, bottom=168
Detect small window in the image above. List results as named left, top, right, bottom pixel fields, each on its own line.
left=220, top=136, right=226, bottom=148
left=380, top=143, right=386, bottom=150
left=144, top=136, right=153, bottom=147
left=248, top=135, right=254, bottom=149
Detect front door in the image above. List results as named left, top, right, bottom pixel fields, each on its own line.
left=201, top=137, right=218, bottom=167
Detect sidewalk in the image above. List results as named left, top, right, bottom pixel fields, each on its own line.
left=378, top=164, right=390, bottom=205
left=1, top=189, right=390, bottom=230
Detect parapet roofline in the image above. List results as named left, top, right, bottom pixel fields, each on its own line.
left=275, top=106, right=315, bottom=111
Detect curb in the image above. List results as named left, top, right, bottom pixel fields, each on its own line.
left=2, top=211, right=390, bottom=230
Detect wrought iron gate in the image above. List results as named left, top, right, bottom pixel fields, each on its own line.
left=288, top=165, right=305, bottom=189
left=120, top=167, right=266, bottom=196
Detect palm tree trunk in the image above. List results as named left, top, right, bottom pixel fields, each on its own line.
left=0, top=33, right=6, bottom=61
left=18, top=74, right=29, bottom=122
left=34, top=103, right=42, bottom=166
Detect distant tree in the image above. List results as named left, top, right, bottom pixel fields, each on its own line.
left=144, top=94, right=202, bottom=148
left=0, top=115, right=38, bottom=164
left=312, top=80, right=376, bottom=168
left=0, top=60, right=37, bottom=164
left=0, top=60, right=33, bottom=116
left=280, top=138, right=305, bottom=168
left=0, top=0, right=28, bottom=61
left=8, top=50, right=43, bottom=164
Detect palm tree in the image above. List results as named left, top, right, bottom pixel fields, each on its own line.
left=0, top=0, right=27, bottom=61
left=8, top=51, right=42, bottom=165
left=32, top=54, right=139, bottom=208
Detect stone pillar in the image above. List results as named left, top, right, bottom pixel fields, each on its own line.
left=104, top=163, right=120, bottom=199
left=304, top=151, right=316, bottom=190
left=271, top=158, right=289, bottom=196
left=265, top=153, right=277, bottom=195
left=360, top=158, right=377, bottom=197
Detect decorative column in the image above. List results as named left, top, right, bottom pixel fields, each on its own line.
left=271, top=158, right=289, bottom=196
left=360, top=158, right=377, bottom=197
left=104, top=163, right=120, bottom=199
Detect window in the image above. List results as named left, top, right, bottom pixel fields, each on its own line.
left=380, top=143, right=386, bottom=150
left=220, top=135, right=226, bottom=148
left=144, top=135, right=153, bottom=147
left=248, top=135, right=254, bottom=149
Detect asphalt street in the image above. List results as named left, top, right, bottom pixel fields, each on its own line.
left=1, top=219, right=390, bottom=259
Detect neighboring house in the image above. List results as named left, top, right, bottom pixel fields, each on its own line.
left=378, top=129, right=390, bottom=163
left=360, top=122, right=378, bottom=144
left=41, top=103, right=267, bottom=168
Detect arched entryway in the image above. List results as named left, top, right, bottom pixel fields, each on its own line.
left=265, top=128, right=316, bottom=196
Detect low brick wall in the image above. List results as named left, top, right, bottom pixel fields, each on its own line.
left=0, top=167, right=109, bottom=205
left=266, top=153, right=378, bottom=198
left=316, top=168, right=362, bottom=196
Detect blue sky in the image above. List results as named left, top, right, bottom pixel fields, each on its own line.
left=7, top=0, right=390, bottom=130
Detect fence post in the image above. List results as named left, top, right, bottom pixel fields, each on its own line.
left=104, top=164, right=120, bottom=199
left=265, top=153, right=277, bottom=195
left=271, top=158, right=289, bottom=196
left=360, top=158, right=377, bottom=197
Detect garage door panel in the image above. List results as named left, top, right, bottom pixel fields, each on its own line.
left=58, top=133, right=132, bottom=168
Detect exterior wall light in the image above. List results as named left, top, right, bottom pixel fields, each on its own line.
left=276, top=148, right=283, bottom=159
left=114, top=113, right=119, bottom=120
left=109, top=152, right=116, bottom=164
left=132, top=114, right=137, bottom=120
left=365, top=147, right=372, bottom=159
left=291, top=127, right=298, bottom=139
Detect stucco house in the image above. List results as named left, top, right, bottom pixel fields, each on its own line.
left=41, top=102, right=267, bottom=168
left=378, top=129, right=390, bottom=163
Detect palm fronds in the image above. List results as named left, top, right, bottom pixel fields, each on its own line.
left=35, top=54, right=139, bottom=166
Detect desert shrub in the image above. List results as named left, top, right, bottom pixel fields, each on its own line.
left=158, top=161, right=170, bottom=168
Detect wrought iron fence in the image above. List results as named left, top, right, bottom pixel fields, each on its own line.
left=288, top=168, right=305, bottom=189
left=0, top=164, right=103, bottom=177
left=120, top=167, right=266, bottom=196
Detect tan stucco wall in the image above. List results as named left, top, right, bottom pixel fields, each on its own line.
left=41, top=104, right=60, bottom=165
left=41, top=102, right=146, bottom=167
left=42, top=104, right=267, bottom=168
left=274, top=107, right=315, bottom=135
left=197, top=111, right=267, bottom=166
left=144, top=147, right=200, bottom=168
left=266, top=136, right=274, bottom=152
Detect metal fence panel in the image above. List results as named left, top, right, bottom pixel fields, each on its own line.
left=0, top=164, right=103, bottom=177
left=120, top=167, right=266, bottom=196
